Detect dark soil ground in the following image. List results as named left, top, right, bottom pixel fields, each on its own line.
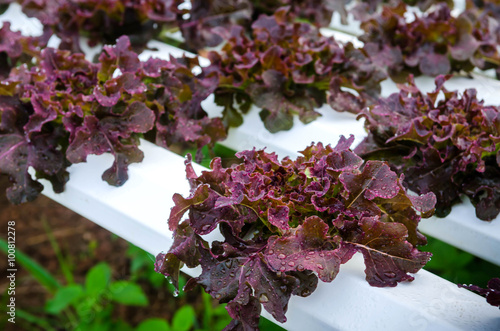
left=0, top=176, right=211, bottom=330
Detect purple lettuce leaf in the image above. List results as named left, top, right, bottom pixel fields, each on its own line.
left=343, top=217, right=431, bottom=287
left=460, top=278, right=500, bottom=308
left=266, top=216, right=355, bottom=282
left=224, top=290, right=261, bottom=331
left=0, top=96, right=68, bottom=203
left=157, top=136, right=434, bottom=328
left=65, top=101, right=154, bottom=186
left=0, top=22, right=49, bottom=79
left=155, top=220, right=207, bottom=293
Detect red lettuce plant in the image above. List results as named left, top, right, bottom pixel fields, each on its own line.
left=355, top=75, right=500, bottom=221
left=18, top=0, right=178, bottom=52
left=0, top=36, right=225, bottom=204
left=155, top=135, right=435, bottom=330
left=359, top=2, right=500, bottom=81
left=204, top=8, right=386, bottom=133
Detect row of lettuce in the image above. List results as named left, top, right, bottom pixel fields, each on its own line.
left=1, top=0, right=499, bottom=221
left=2, top=0, right=499, bottom=78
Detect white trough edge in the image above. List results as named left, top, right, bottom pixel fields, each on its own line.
left=40, top=139, right=500, bottom=331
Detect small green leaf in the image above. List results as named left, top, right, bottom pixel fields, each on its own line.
left=45, top=284, right=83, bottom=314
left=136, top=318, right=170, bottom=331
left=109, top=281, right=148, bottom=306
left=259, top=317, right=287, bottom=331
left=172, top=305, right=196, bottom=331
left=85, top=263, right=112, bottom=296
left=45, top=284, right=84, bottom=314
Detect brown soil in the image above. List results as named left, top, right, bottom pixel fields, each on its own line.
left=0, top=176, right=209, bottom=330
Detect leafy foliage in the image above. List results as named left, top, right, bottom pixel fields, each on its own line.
left=355, top=75, right=500, bottom=221
left=179, top=0, right=457, bottom=51
left=0, top=22, right=50, bottom=79
left=358, top=2, right=500, bottom=81
left=0, top=36, right=225, bottom=204
left=155, top=136, right=435, bottom=329
left=177, top=0, right=352, bottom=50
left=353, top=0, right=453, bottom=17
left=467, top=0, right=500, bottom=21
left=459, top=278, right=500, bottom=308
left=204, top=8, right=386, bottom=133
left=18, top=0, right=178, bottom=52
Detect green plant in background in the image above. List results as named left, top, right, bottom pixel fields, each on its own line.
left=49, top=262, right=150, bottom=330
left=0, top=225, right=283, bottom=331
left=422, top=236, right=500, bottom=288
left=0, top=237, right=149, bottom=331
left=183, top=143, right=239, bottom=169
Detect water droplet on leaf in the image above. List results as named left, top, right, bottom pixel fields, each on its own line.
left=384, top=272, right=396, bottom=279
left=259, top=294, right=269, bottom=303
